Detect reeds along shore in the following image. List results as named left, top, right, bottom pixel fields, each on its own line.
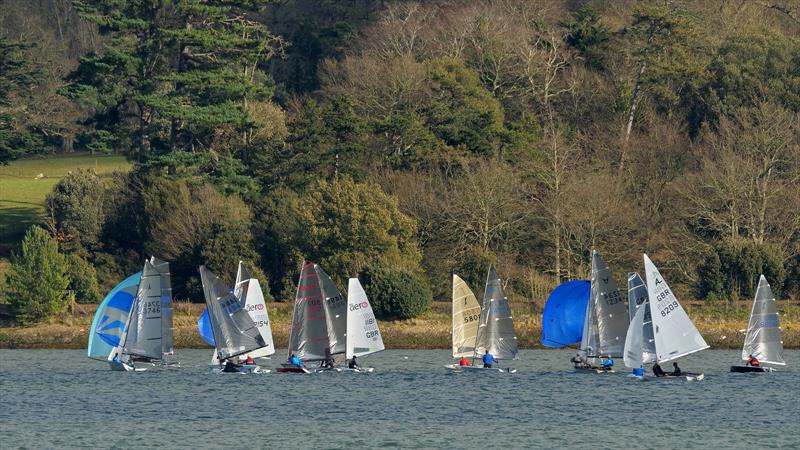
left=0, top=301, right=798, bottom=350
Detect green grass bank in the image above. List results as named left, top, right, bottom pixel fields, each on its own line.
left=1, top=301, right=798, bottom=351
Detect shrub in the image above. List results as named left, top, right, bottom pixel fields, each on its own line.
left=45, top=169, right=105, bottom=251
left=5, top=226, right=69, bottom=324
left=65, top=253, right=101, bottom=304
left=360, top=265, right=431, bottom=320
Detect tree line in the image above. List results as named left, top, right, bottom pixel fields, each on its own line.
left=1, top=1, right=798, bottom=324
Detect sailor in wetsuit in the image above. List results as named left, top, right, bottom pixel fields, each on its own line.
left=289, top=354, right=304, bottom=367
left=482, top=351, right=496, bottom=368
left=671, top=362, right=682, bottom=376
left=746, top=354, right=761, bottom=367
left=348, top=355, right=359, bottom=369
left=222, top=360, right=240, bottom=373
left=570, top=353, right=584, bottom=368
left=652, top=362, right=666, bottom=377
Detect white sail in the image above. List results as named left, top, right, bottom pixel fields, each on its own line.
left=149, top=256, right=174, bottom=357
left=741, top=275, right=785, bottom=365
left=345, top=278, right=385, bottom=359
left=240, top=278, right=275, bottom=358
left=589, top=250, right=628, bottom=357
left=452, top=274, right=481, bottom=358
left=628, top=272, right=656, bottom=363
left=644, top=254, right=709, bottom=363
left=624, top=303, right=645, bottom=368
left=580, top=284, right=600, bottom=360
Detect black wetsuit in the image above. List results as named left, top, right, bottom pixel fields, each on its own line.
left=653, top=364, right=666, bottom=377
left=671, top=365, right=682, bottom=376
left=222, top=361, right=239, bottom=373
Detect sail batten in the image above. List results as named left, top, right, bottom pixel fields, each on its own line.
left=474, top=266, right=518, bottom=360
left=200, top=266, right=266, bottom=361
left=741, top=275, right=785, bottom=365
left=452, top=274, right=481, bottom=358
left=644, top=254, right=709, bottom=364
left=582, top=251, right=628, bottom=358
left=346, top=278, right=384, bottom=359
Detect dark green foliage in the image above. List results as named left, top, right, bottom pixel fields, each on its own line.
left=425, top=58, right=505, bottom=157
left=65, top=253, right=101, bottom=304
left=45, top=169, right=105, bottom=251
left=697, top=241, right=786, bottom=300
left=0, top=37, right=43, bottom=164
left=452, top=246, right=498, bottom=298
left=360, top=265, right=431, bottom=320
left=5, top=226, right=70, bottom=324
left=563, top=6, right=611, bottom=69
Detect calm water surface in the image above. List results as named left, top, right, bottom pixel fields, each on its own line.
left=1, top=349, right=798, bottom=449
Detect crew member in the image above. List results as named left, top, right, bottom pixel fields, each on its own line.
left=482, top=350, right=496, bottom=369
left=601, top=356, right=614, bottom=370
left=348, top=355, right=359, bottom=369
left=671, top=362, right=682, bottom=376
left=289, top=353, right=304, bottom=367
left=459, top=356, right=471, bottom=367
left=570, top=353, right=583, bottom=369
left=653, top=362, right=666, bottom=377
left=747, top=354, right=761, bottom=367
left=245, top=355, right=255, bottom=365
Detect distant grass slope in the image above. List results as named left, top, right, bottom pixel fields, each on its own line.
left=0, top=153, right=131, bottom=252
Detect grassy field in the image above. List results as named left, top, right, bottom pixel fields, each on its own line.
left=0, top=153, right=131, bottom=253
left=1, top=301, right=797, bottom=350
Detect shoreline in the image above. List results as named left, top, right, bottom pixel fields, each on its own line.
left=1, top=301, right=798, bottom=350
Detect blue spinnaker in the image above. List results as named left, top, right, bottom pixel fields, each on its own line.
left=88, top=272, right=142, bottom=360
left=541, top=280, right=591, bottom=347
left=197, top=308, right=216, bottom=346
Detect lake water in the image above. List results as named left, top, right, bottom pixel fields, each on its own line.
left=1, top=349, right=798, bottom=449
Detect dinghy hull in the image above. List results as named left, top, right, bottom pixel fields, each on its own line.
left=109, top=361, right=145, bottom=372
left=460, top=365, right=516, bottom=373
left=645, top=372, right=704, bottom=381
left=573, top=366, right=614, bottom=374
left=276, top=363, right=311, bottom=374
left=730, top=365, right=774, bottom=373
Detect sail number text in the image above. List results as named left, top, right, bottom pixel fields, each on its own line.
left=463, top=314, right=479, bottom=324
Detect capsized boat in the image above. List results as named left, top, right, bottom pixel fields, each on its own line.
left=199, top=266, right=270, bottom=374
left=278, top=261, right=346, bottom=374
left=459, top=266, right=518, bottom=373
left=730, top=275, right=784, bottom=373
left=88, top=257, right=175, bottom=371
left=445, top=274, right=481, bottom=371
left=575, top=250, right=628, bottom=373
left=335, top=277, right=385, bottom=373
left=638, top=254, right=709, bottom=381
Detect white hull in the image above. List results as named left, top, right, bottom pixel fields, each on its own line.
left=213, top=363, right=268, bottom=374
left=447, top=364, right=516, bottom=373
left=109, top=361, right=146, bottom=372
left=645, top=372, right=705, bottom=381
left=573, top=366, right=615, bottom=374
left=334, top=366, right=374, bottom=374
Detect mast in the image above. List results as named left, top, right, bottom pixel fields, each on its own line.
left=644, top=254, right=709, bottom=363
left=741, top=275, right=785, bottom=365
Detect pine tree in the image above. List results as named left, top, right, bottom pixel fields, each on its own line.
left=5, top=226, right=70, bottom=325
left=61, top=0, right=280, bottom=174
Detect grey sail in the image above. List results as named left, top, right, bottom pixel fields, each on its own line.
left=580, top=283, right=601, bottom=360
left=589, top=250, right=628, bottom=357
left=200, top=266, right=266, bottom=361
left=474, top=266, right=518, bottom=360
left=741, top=275, right=785, bottom=365
left=122, top=261, right=163, bottom=360
left=287, top=261, right=333, bottom=361
left=317, top=265, right=347, bottom=356
left=628, top=272, right=656, bottom=363
left=149, top=256, right=174, bottom=356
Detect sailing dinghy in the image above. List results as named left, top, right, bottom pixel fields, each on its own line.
left=730, top=275, right=785, bottom=373
left=636, top=254, right=709, bottom=381
left=200, top=266, right=270, bottom=374
left=278, top=261, right=347, bottom=374
left=460, top=266, right=518, bottom=373
left=445, top=274, right=482, bottom=371
left=198, top=261, right=276, bottom=370
left=622, top=272, right=656, bottom=379
left=335, top=277, right=385, bottom=373
left=575, top=250, right=628, bottom=373
left=88, top=257, right=175, bottom=371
